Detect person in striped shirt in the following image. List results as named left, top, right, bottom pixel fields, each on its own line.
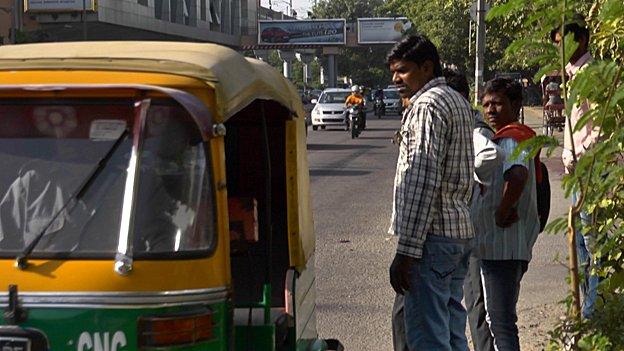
left=472, top=78, right=541, bottom=351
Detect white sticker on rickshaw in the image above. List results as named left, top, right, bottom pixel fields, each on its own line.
left=89, top=120, right=127, bottom=141
left=77, top=331, right=127, bottom=351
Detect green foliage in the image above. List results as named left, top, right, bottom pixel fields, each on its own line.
left=490, top=0, right=624, bottom=348
left=311, top=0, right=385, bottom=21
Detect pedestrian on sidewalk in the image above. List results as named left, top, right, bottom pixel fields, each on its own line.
left=551, top=14, right=599, bottom=319
left=387, top=34, right=475, bottom=351
left=471, top=78, right=541, bottom=351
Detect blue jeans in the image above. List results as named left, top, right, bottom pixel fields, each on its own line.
left=572, top=192, right=599, bottom=319
left=480, top=260, right=528, bottom=351
left=404, top=235, right=471, bottom=351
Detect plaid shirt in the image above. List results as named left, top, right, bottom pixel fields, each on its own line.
left=389, top=77, right=475, bottom=259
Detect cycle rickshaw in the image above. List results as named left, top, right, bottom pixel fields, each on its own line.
left=541, top=72, right=566, bottom=136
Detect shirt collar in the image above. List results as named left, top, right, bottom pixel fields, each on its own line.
left=565, top=51, right=592, bottom=77
left=408, top=77, right=446, bottom=105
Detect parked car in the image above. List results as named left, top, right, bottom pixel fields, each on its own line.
left=310, top=88, right=352, bottom=130
left=383, top=88, right=403, bottom=115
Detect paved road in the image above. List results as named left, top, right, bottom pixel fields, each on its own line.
left=308, top=107, right=570, bottom=350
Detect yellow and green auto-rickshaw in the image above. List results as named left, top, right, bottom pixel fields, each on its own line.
left=0, top=42, right=342, bottom=351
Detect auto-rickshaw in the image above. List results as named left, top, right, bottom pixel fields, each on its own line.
left=0, top=42, right=342, bottom=351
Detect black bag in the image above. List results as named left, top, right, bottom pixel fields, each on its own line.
left=536, top=161, right=551, bottom=233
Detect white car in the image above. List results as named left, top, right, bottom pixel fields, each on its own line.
left=383, top=88, right=403, bottom=115
left=310, top=88, right=352, bottom=130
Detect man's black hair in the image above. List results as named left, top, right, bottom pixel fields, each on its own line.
left=550, top=14, right=590, bottom=44
left=482, top=78, right=523, bottom=104
left=386, top=34, right=443, bottom=77
left=442, top=68, right=470, bottom=99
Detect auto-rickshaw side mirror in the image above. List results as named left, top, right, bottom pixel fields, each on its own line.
left=310, top=99, right=318, bottom=104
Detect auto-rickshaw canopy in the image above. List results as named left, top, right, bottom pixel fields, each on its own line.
left=0, top=41, right=305, bottom=121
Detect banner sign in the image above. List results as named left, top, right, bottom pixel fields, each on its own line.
left=25, top=0, right=95, bottom=12
left=357, top=18, right=411, bottom=44
left=258, top=19, right=346, bottom=45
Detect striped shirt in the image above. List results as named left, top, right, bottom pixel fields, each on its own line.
left=388, top=77, right=475, bottom=259
left=471, top=138, right=540, bottom=261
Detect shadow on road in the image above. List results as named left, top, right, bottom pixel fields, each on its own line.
left=309, top=169, right=371, bottom=177
left=307, top=144, right=384, bottom=151
left=357, top=136, right=394, bottom=141
left=362, top=127, right=399, bottom=132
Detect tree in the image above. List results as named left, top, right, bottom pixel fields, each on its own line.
left=489, top=0, right=624, bottom=349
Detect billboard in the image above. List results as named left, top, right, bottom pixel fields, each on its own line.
left=258, top=20, right=346, bottom=45
left=25, top=0, right=95, bottom=12
left=357, top=18, right=411, bottom=44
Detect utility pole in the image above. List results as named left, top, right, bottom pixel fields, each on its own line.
left=474, top=0, right=486, bottom=104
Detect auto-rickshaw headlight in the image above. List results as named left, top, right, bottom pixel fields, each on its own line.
left=138, top=311, right=214, bottom=347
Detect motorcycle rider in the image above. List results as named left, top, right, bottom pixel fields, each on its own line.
left=345, top=85, right=366, bottom=130
left=373, top=86, right=385, bottom=116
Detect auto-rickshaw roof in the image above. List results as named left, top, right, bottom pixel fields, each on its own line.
left=0, top=41, right=305, bottom=121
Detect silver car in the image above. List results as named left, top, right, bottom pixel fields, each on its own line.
left=310, top=88, right=352, bottom=130
left=383, top=88, right=403, bottom=115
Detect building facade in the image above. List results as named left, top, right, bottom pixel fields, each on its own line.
left=2, top=0, right=264, bottom=47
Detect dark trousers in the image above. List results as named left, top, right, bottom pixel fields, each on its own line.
left=392, top=294, right=409, bottom=351
left=480, top=259, right=528, bottom=351
left=464, top=252, right=495, bottom=351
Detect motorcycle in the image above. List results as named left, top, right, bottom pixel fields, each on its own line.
left=346, top=105, right=364, bottom=139
left=374, top=97, right=385, bottom=119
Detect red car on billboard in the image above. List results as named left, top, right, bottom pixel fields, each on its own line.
left=261, top=27, right=291, bottom=43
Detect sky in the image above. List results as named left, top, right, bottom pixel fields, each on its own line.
left=260, top=0, right=314, bottom=19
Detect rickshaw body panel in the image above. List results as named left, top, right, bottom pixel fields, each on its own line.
left=10, top=303, right=230, bottom=350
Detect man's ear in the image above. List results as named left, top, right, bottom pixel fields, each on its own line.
left=421, top=60, right=434, bottom=75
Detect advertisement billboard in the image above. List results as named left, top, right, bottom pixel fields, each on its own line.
left=258, top=19, right=346, bottom=45
left=25, top=0, right=95, bottom=12
left=357, top=18, right=411, bottom=44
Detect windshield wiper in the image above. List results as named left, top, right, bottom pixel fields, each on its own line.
left=15, top=129, right=129, bottom=269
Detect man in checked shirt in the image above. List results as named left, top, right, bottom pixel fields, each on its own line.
left=387, top=34, right=475, bottom=350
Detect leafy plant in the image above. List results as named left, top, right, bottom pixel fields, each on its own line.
left=489, top=0, right=623, bottom=349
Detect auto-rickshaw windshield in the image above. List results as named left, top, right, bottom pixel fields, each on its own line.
left=0, top=99, right=216, bottom=258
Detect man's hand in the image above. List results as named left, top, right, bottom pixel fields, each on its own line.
left=389, top=253, right=418, bottom=295
left=495, top=206, right=519, bottom=227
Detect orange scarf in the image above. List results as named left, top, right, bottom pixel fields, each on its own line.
left=492, top=123, right=543, bottom=183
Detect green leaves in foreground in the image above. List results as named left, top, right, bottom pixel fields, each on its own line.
left=490, top=0, right=624, bottom=349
